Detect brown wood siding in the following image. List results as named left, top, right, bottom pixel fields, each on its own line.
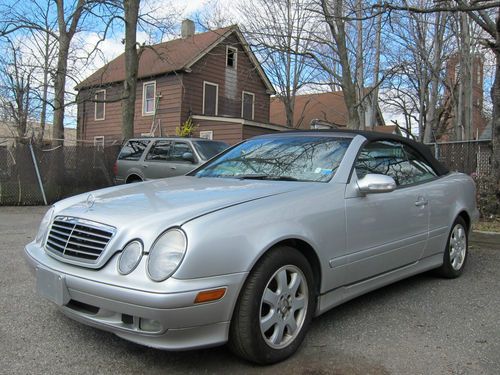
left=181, top=34, right=270, bottom=124
left=192, top=120, right=243, bottom=145
left=242, top=125, right=279, bottom=140
left=78, top=73, right=183, bottom=141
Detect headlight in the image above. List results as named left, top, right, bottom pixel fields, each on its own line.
left=118, top=240, right=143, bottom=275
left=35, top=206, right=55, bottom=244
left=147, top=228, right=187, bottom=282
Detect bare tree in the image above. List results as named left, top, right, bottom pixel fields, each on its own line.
left=239, top=0, right=319, bottom=128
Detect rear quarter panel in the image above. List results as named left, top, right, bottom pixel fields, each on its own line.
left=423, top=172, right=479, bottom=258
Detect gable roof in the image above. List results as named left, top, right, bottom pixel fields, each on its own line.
left=270, top=91, right=350, bottom=128
left=76, top=26, right=275, bottom=93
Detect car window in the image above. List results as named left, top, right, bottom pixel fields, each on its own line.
left=355, top=140, right=437, bottom=186
left=145, top=140, right=172, bottom=161
left=170, top=142, right=193, bottom=162
left=192, top=141, right=229, bottom=160
left=118, top=140, right=150, bottom=161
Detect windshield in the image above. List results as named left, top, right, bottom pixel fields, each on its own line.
left=192, top=136, right=351, bottom=182
left=192, top=140, right=229, bottom=160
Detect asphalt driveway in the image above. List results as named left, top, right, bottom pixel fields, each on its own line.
left=1, top=206, right=499, bottom=374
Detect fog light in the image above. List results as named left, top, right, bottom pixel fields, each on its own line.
left=139, top=318, right=162, bottom=332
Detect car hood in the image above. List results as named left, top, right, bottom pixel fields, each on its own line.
left=55, top=176, right=304, bottom=231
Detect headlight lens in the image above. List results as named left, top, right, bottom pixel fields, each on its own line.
left=118, top=240, right=143, bottom=275
left=147, top=228, right=187, bottom=282
left=35, top=206, right=55, bottom=244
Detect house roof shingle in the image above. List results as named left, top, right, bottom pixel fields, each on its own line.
left=77, top=26, right=235, bottom=89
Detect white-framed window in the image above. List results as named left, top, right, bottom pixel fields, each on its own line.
left=199, top=130, right=213, bottom=140
left=226, top=46, right=238, bottom=68
left=241, top=91, right=255, bottom=120
left=477, top=68, right=481, bottom=85
left=94, top=89, right=106, bottom=121
left=142, top=81, right=156, bottom=116
left=203, top=81, right=219, bottom=116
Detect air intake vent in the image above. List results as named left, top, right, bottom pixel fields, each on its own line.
left=45, top=216, right=115, bottom=264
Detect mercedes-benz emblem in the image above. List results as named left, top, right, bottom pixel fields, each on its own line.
left=86, top=193, right=96, bottom=209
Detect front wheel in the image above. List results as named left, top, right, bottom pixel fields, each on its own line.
left=436, top=217, right=468, bottom=278
left=229, top=246, right=315, bottom=364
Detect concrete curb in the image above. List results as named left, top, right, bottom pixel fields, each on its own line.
left=470, top=231, right=500, bottom=248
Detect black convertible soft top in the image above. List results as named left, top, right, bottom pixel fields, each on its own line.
left=266, top=129, right=450, bottom=176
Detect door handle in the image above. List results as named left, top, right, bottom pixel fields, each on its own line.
left=142, top=164, right=148, bottom=168
left=415, top=197, right=428, bottom=207
left=170, top=166, right=177, bottom=170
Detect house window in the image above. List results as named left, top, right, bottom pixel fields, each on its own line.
left=203, top=81, right=218, bottom=116
left=477, top=68, right=481, bottom=85
left=93, top=136, right=104, bottom=150
left=142, top=81, right=156, bottom=116
left=94, top=90, right=105, bottom=121
left=242, top=91, right=255, bottom=120
left=226, top=46, right=237, bottom=68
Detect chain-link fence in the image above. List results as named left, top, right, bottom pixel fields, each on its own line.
left=428, top=140, right=493, bottom=176
left=0, top=139, right=120, bottom=205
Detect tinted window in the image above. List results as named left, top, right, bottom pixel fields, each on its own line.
left=145, top=140, right=172, bottom=161
left=192, top=141, right=229, bottom=160
left=194, top=136, right=351, bottom=182
left=355, top=141, right=437, bottom=186
left=118, top=140, right=150, bottom=161
left=170, top=142, right=193, bottom=162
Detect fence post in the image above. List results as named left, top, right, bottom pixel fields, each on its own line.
left=29, top=142, right=48, bottom=205
left=434, top=143, right=439, bottom=159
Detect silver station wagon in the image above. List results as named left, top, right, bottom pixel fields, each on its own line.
left=25, top=130, right=478, bottom=364
left=114, top=137, right=229, bottom=184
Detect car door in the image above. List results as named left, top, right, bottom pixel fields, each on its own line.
left=343, top=140, right=432, bottom=285
left=141, top=140, right=174, bottom=179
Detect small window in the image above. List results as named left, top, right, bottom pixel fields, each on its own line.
left=94, top=90, right=105, bottom=120
left=145, top=140, right=172, bottom=161
left=142, top=81, right=156, bottom=115
left=203, top=81, right=218, bottom=116
left=242, top=91, right=255, bottom=120
left=226, top=46, right=237, bottom=68
left=118, top=140, right=151, bottom=161
left=477, top=68, right=481, bottom=85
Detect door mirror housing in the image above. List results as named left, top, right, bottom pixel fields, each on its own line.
left=357, top=174, right=397, bottom=194
left=182, top=152, right=195, bottom=163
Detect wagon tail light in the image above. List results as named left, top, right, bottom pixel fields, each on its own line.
left=112, top=161, right=118, bottom=176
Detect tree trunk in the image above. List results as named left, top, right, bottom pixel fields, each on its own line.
left=52, top=35, right=69, bottom=146
left=121, top=0, right=141, bottom=141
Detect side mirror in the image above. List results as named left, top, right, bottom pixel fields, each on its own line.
left=182, top=152, right=195, bottom=163
left=357, top=174, right=396, bottom=194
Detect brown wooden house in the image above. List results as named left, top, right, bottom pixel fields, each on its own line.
left=76, top=21, right=283, bottom=145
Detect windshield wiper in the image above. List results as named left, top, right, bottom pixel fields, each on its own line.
left=236, top=174, right=299, bottom=181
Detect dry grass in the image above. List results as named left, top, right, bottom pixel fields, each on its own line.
left=474, top=218, right=500, bottom=233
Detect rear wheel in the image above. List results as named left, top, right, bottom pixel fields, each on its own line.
left=436, top=217, right=468, bottom=278
left=126, top=175, right=143, bottom=184
left=229, top=246, right=315, bottom=364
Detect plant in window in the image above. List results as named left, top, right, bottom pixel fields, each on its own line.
left=176, top=117, right=198, bottom=137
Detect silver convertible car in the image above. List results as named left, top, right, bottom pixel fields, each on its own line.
left=25, top=131, right=478, bottom=364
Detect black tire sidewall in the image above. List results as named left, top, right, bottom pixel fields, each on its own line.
left=441, top=217, right=468, bottom=278
left=230, top=246, right=315, bottom=364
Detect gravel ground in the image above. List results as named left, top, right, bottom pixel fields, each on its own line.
left=1, top=206, right=499, bottom=375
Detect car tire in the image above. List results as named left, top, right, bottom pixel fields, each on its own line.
left=229, top=246, right=315, bottom=364
left=436, top=216, right=468, bottom=278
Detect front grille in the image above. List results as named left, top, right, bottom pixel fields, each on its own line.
left=45, top=216, right=115, bottom=263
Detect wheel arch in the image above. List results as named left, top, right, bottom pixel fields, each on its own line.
left=457, top=210, right=471, bottom=233
left=126, top=174, right=143, bottom=183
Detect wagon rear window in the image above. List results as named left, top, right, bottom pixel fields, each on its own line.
left=118, top=140, right=150, bottom=161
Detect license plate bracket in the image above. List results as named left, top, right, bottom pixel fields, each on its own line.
left=36, top=267, right=70, bottom=306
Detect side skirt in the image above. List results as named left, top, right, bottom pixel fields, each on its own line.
left=315, top=253, right=443, bottom=317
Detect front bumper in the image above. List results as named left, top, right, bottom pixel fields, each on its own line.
left=24, top=241, right=247, bottom=350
